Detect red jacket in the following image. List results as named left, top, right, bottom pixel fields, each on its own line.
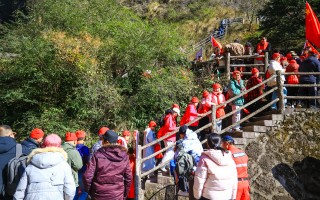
left=255, top=41, right=269, bottom=61
left=211, top=92, right=226, bottom=118
left=198, top=94, right=212, bottom=115
left=180, top=103, right=199, bottom=127
left=127, top=154, right=135, bottom=198
left=83, top=145, right=132, bottom=200
left=157, top=113, right=177, bottom=142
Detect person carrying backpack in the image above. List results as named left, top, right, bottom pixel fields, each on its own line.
left=14, top=134, right=76, bottom=200
left=173, top=125, right=203, bottom=199
left=0, top=125, right=30, bottom=200
left=21, top=128, right=45, bottom=152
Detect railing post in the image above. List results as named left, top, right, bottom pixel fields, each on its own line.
left=226, top=52, right=231, bottom=81
left=211, top=104, right=217, bottom=133
left=135, top=145, right=142, bottom=200
left=264, top=52, right=269, bottom=73
left=276, top=70, right=285, bottom=114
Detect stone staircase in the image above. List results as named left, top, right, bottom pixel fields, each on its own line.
left=142, top=110, right=285, bottom=200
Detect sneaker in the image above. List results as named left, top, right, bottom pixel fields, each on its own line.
left=177, top=190, right=189, bottom=197
left=160, top=167, right=167, bottom=172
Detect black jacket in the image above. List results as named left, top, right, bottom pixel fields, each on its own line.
left=21, top=137, right=40, bottom=151
left=0, top=137, right=30, bottom=199
left=299, top=55, right=320, bottom=83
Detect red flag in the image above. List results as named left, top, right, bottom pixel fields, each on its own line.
left=211, top=36, right=222, bottom=50
left=306, top=2, right=320, bottom=47
left=304, top=40, right=320, bottom=54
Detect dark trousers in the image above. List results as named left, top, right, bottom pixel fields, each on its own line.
left=287, top=85, right=298, bottom=105
left=298, top=81, right=317, bottom=107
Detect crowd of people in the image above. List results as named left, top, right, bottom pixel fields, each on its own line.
left=0, top=36, right=319, bottom=200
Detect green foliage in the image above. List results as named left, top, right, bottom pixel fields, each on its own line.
left=0, top=0, right=196, bottom=139
left=258, top=0, right=320, bottom=51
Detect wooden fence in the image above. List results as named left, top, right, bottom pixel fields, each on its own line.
left=135, top=53, right=320, bottom=199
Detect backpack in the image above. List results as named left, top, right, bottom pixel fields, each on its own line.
left=175, top=150, right=195, bottom=178
left=6, top=144, right=28, bottom=196
left=157, top=109, right=173, bottom=127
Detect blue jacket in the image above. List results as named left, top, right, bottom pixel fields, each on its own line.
left=0, top=137, right=30, bottom=198
left=76, top=144, right=90, bottom=173
left=299, top=55, right=320, bottom=83
left=21, top=138, right=40, bottom=152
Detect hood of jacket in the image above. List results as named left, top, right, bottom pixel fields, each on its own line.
left=184, top=129, right=198, bottom=140
left=0, top=136, right=16, bottom=154
left=203, top=149, right=231, bottom=166
left=98, top=144, right=128, bottom=162
left=28, top=147, right=68, bottom=169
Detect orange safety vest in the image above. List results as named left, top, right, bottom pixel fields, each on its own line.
left=229, top=145, right=249, bottom=179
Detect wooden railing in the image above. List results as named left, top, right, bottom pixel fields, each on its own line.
left=135, top=53, right=320, bottom=199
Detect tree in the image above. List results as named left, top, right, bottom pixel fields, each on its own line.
left=258, top=0, right=320, bottom=51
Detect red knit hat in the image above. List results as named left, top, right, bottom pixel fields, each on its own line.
left=75, top=130, right=86, bottom=138
left=212, top=83, right=221, bottom=89
left=286, top=53, right=292, bottom=60
left=42, top=134, right=61, bottom=148
left=251, top=68, right=259, bottom=75
left=202, top=90, right=209, bottom=98
left=30, top=128, right=44, bottom=139
left=98, top=127, right=109, bottom=136
left=191, top=96, right=199, bottom=103
left=122, top=130, right=131, bottom=137
left=149, top=121, right=157, bottom=127
left=272, top=53, right=281, bottom=60
left=65, top=132, right=77, bottom=141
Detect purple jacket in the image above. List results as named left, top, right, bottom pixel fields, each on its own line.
left=83, top=144, right=132, bottom=200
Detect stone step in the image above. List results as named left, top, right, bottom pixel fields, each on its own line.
left=241, top=131, right=263, bottom=139
left=244, top=119, right=275, bottom=127
left=251, top=114, right=283, bottom=122
left=242, top=125, right=267, bottom=133
left=157, top=174, right=174, bottom=185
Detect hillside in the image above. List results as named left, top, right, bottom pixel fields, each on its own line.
left=0, top=0, right=268, bottom=138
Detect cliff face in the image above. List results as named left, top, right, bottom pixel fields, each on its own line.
left=246, top=110, right=320, bottom=200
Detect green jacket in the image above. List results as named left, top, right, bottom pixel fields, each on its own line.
left=62, top=142, right=83, bottom=187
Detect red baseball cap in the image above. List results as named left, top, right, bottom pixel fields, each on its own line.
left=191, top=96, right=199, bottom=103
left=122, top=130, right=131, bottom=137
left=272, top=53, right=281, bottom=60
left=75, top=130, right=86, bottom=138
left=65, top=132, right=77, bottom=141
left=251, top=68, right=259, bottom=75
left=30, top=128, right=44, bottom=139
left=212, top=83, right=221, bottom=89
left=98, top=127, right=109, bottom=136
left=149, top=121, right=157, bottom=127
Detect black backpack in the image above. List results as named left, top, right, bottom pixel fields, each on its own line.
left=5, top=144, right=28, bottom=196
left=157, top=109, right=173, bottom=127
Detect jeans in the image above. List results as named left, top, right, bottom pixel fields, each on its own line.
left=74, top=172, right=88, bottom=200
left=271, top=87, right=287, bottom=109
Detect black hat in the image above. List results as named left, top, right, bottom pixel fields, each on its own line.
left=102, top=130, right=118, bottom=143
left=178, top=125, right=188, bottom=134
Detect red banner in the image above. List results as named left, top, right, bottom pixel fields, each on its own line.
left=211, top=36, right=222, bottom=50
left=306, top=2, right=320, bottom=47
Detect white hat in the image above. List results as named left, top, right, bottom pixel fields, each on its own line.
left=172, top=107, right=180, bottom=116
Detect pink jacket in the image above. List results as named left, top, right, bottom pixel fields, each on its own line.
left=212, top=92, right=226, bottom=118
left=193, top=150, right=237, bottom=200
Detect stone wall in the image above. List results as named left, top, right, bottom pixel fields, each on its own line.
left=246, top=110, right=320, bottom=200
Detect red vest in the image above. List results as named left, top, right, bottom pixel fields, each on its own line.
left=229, top=146, right=249, bottom=178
